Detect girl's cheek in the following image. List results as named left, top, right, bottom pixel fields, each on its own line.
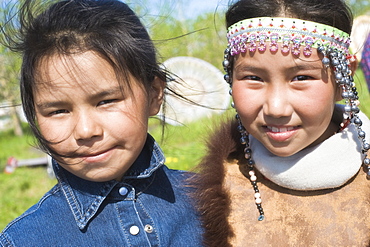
left=38, top=119, right=71, bottom=144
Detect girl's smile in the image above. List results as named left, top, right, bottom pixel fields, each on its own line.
left=264, top=125, right=299, bottom=142
left=78, top=146, right=116, bottom=163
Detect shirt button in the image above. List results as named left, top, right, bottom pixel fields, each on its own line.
left=118, top=187, right=128, bottom=196
left=144, top=224, right=154, bottom=233
left=129, top=225, right=140, bottom=235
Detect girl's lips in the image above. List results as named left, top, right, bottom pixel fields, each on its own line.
left=81, top=147, right=115, bottom=163
left=265, top=126, right=299, bottom=142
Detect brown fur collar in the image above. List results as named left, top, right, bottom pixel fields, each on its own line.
left=194, top=118, right=242, bottom=247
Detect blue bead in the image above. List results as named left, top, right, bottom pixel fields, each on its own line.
left=344, top=105, right=352, bottom=112
left=364, top=158, right=370, bottom=165
left=358, top=131, right=366, bottom=138
left=354, top=117, right=362, bottom=126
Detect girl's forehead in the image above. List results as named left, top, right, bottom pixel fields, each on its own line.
left=233, top=47, right=323, bottom=69
left=35, top=51, right=123, bottom=90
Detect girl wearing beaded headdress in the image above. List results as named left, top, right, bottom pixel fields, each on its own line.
left=195, top=0, right=370, bottom=246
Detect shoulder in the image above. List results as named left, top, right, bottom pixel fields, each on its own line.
left=152, top=165, right=198, bottom=194
left=0, top=185, right=64, bottom=245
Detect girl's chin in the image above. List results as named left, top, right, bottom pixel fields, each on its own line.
left=265, top=144, right=307, bottom=157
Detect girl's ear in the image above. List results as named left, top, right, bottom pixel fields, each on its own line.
left=148, top=76, right=166, bottom=116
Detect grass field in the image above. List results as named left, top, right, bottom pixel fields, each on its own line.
left=1, top=68, right=370, bottom=231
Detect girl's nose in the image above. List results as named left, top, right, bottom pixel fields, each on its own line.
left=263, top=84, right=293, bottom=118
left=73, top=111, right=103, bottom=141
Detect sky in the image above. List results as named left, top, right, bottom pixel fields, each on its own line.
left=126, top=0, right=229, bottom=20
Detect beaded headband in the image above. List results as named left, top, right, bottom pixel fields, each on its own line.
left=227, top=17, right=351, bottom=56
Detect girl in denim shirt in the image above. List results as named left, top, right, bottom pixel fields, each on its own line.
left=0, top=0, right=202, bottom=246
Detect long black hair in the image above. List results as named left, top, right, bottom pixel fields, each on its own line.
left=3, top=0, right=166, bottom=155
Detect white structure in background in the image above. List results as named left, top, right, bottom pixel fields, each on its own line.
left=159, top=56, right=230, bottom=125
left=350, top=15, right=370, bottom=61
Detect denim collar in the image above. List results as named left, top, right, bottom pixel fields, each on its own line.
left=52, top=134, right=165, bottom=230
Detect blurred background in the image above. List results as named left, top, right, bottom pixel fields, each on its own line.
left=1, top=0, right=370, bottom=230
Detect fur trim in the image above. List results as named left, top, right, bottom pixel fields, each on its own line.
left=193, top=118, right=241, bottom=247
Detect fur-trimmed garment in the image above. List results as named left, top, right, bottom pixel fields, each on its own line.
left=195, top=119, right=370, bottom=247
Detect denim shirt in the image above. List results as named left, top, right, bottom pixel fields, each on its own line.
left=0, top=135, right=203, bottom=246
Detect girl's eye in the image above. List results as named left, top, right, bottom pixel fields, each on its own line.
left=243, top=75, right=262, bottom=81
left=49, top=109, right=68, bottom=116
left=97, top=99, right=116, bottom=106
left=292, top=75, right=313, bottom=81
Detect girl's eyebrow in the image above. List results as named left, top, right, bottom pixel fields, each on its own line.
left=88, top=86, right=123, bottom=100
left=35, top=100, right=65, bottom=110
left=234, top=62, right=323, bottom=72
left=292, top=63, right=324, bottom=71
left=36, top=86, right=123, bottom=109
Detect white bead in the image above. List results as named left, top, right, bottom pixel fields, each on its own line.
left=254, top=193, right=261, bottom=199
left=250, top=175, right=257, bottom=181
left=249, top=170, right=255, bottom=176
left=255, top=198, right=262, bottom=204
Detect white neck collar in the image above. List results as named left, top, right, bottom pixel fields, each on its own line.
left=251, top=110, right=370, bottom=191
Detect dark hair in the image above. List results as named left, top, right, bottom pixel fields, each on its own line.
left=3, top=0, right=166, bottom=155
left=226, top=0, right=353, bottom=34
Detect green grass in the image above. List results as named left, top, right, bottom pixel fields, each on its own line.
left=0, top=67, right=369, bottom=231
left=0, top=167, right=57, bottom=230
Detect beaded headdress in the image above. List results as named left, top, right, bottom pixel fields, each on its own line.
left=226, top=17, right=350, bottom=56
left=222, top=17, right=370, bottom=221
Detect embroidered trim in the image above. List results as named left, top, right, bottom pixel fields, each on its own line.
left=227, top=17, right=351, bottom=56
